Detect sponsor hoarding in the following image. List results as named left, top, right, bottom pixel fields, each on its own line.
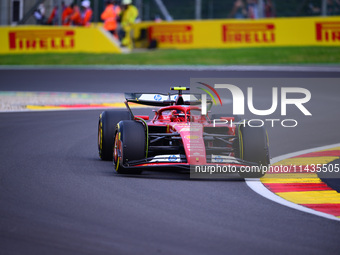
left=134, top=16, right=340, bottom=49
left=0, top=26, right=121, bottom=54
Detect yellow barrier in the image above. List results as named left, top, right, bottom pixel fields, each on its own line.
left=133, top=16, right=340, bottom=49
left=0, top=26, right=121, bottom=54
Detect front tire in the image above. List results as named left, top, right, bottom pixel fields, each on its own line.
left=113, top=120, right=146, bottom=174
left=238, top=125, right=270, bottom=178
left=98, top=110, right=132, bottom=161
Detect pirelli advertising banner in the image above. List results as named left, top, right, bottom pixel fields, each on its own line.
left=134, top=16, right=340, bottom=49
left=0, top=26, right=121, bottom=54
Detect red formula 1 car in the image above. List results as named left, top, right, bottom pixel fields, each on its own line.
left=97, top=87, right=270, bottom=178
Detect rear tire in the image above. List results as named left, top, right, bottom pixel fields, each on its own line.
left=98, top=110, right=132, bottom=161
left=238, top=125, right=270, bottom=178
left=113, top=120, right=146, bottom=174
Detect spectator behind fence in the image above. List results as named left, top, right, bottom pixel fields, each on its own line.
left=229, top=0, right=247, bottom=19
left=47, top=1, right=66, bottom=25
left=71, top=5, right=82, bottom=25
left=247, top=0, right=259, bottom=19
left=62, top=3, right=74, bottom=26
left=120, top=0, right=139, bottom=49
left=265, top=0, right=275, bottom=17
left=80, top=0, right=93, bottom=27
left=47, top=5, right=57, bottom=25
left=34, top=4, right=46, bottom=24
left=101, top=0, right=121, bottom=38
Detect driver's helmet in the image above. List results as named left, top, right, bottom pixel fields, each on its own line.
left=171, top=110, right=185, bottom=122
left=170, top=110, right=178, bottom=121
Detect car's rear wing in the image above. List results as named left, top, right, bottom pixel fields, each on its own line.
left=125, top=93, right=211, bottom=107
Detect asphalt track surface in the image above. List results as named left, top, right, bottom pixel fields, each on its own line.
left=1, top=69, right=340, bottom=255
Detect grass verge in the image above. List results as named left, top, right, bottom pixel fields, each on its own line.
left=0, top=47, right=340, bottom=65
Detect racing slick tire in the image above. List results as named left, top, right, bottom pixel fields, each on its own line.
left=113, top=120, right=146, bottom=174
left=238, top=125, right=270, bottom=178
left=98, top=110, right=132, bottom=161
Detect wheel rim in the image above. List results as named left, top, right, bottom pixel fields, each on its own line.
left=98, top=121, right=102, bottom=152
left=114, top=132, right=121, bottom=164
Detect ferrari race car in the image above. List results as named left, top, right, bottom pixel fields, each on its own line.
left=97, top=87, right=270, bottom=178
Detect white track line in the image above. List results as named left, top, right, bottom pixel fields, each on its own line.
left=1, top=65, right=340, bottom=72
left=246, top=143, right=340, bottom=222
